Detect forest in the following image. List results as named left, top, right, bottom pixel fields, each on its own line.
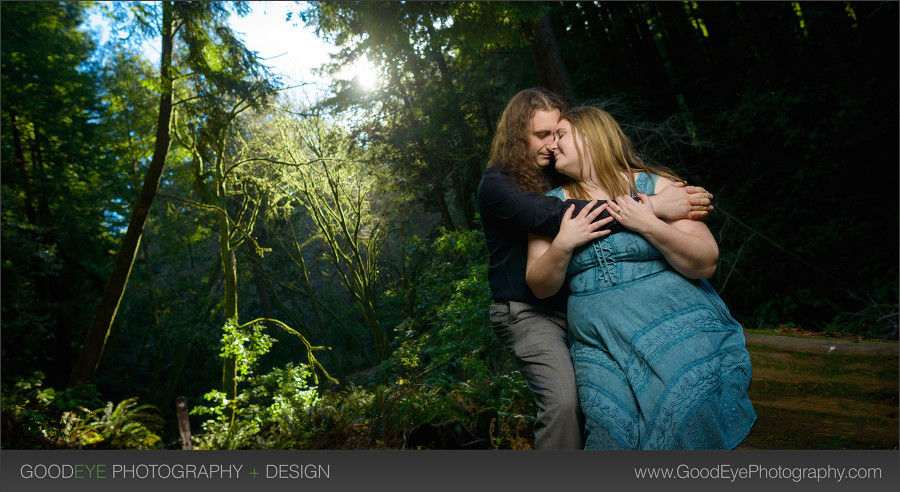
left=1, top=1, right=897, bottom=451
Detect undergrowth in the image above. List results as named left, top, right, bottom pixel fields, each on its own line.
left=11, top=229, right=887, bottom=450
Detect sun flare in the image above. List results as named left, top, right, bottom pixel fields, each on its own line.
left=340, top=55, right=378, bottom=91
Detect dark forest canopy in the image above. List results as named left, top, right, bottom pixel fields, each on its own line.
left=1, top=1, right=897, bottom=450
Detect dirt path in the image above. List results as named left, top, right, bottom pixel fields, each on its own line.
left=738, top=332, right=898, bottom=449
left=744, top=332, right=898, bottom=356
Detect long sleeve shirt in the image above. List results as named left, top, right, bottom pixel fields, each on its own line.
left=476, top=166, right=621, bottom=312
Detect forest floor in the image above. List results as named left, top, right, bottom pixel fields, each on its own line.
left=737, top=330, right=898, bottom=449
left=315, top=329, right=899, bottom=450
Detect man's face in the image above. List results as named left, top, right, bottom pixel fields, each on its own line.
left=527, top=109, right=560, bottom=168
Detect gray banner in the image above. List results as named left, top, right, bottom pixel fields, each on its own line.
left=2, top=450, right=898, bottom=492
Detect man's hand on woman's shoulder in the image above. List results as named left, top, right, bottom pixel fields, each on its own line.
left=651, top=180, right=714, bottom=220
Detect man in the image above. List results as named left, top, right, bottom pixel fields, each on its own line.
left=477, top=87, right=712, bottom=450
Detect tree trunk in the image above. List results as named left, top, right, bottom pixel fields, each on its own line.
left=125, top=235, right=159, bottom=391
left=525, top=15, right=577, bottom=105
left=361, top=300, right=389, bottom=361
left=478, top=90, right=495, bottom=142
left=431, top=186, right=455, bottom=232
left=639, top=3, right=699, bottom=141
left=450, top=172, right=477, bottom=230
left=220, top=214, right=239, bottom=420
left=423, top=27, right=479, bottom=230
left=10, top=111, right=36, bottom=224
left=27, top=124, right=52, bottom=226
left=68, top=1, right=175, bottom=387
left=246, top=206, right=275, bottom=320
left=251, top=264, right=275, bottom=319
left=293, top=245, right=331, bottom=351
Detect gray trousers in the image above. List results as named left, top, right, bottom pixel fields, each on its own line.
left=490, top=301, right=584, bottom=450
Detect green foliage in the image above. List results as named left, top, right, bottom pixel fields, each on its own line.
left=382, top=229, right=538, bottom=448
left=191, top=316, right=332, bottom=449
left=190, top=363, right=321, bottom=450
left=308, top=385, right=375, bottom=436
left=250, top=364, right=320, bottom=435
left=827, top=283, right=900, bottom=340
left=181, top=228, right=535, bottom=450
left=396, top=228, right=499, bottom=384
left=63, top=398, right=164, bottom=450
left=1, top=0, right=133, bottom=386
left=190, top=389, right=261, bottom=450
left=183, top=318, right=278, bottom=449
left=220, top=318, right=275, bottom=382
left=311, top=228, right=536, bottom=448
left=1, top=372, right=161, bottom=450
left=403, top=227, right=489, bottom=330
left=1, top=372, right=102, bottom=448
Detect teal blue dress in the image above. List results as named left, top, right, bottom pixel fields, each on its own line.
left=548, top=173, right=756, bottom=449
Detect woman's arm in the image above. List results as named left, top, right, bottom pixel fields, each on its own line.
left=526, top=201, right=610, bottom=298
left=609, top=178, right=719, bottom=279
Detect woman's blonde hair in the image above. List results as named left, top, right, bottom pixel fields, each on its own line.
left=560, top=106, right=682, bottom=200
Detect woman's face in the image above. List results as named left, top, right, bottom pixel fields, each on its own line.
left=550, top=118, right=584, bottom=180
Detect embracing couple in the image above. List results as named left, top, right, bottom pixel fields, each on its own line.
left=477, top=88, right=756, bottom=450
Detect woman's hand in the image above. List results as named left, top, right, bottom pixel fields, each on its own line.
left=554, top=200, right=612, bottom=253
left=608, top=194, right=660, bottom=234
left=527, top=201, right=611, bottom=299
left=609, top=193, right=720, bottom=279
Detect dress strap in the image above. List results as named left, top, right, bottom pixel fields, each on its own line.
left=634, top=172, right=658, bottom=196
left=546, top=186, right=566, bottom=199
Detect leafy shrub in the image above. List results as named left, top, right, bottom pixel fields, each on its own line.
left=390, top=227, right=499, bottom=385
left=827, top=283, right=899, bottom=340
left=191, top=362, right=321, bottom=450
left=190, top=227, right=537, bottom=449
left=64, top=398, right=164, bottom=449
left=360, top=228, right=536, bottom=448
left=402, top=227, right=489, bottom=333
left=1, top=372, right=162, bottom=449
left=190, top=389, right=261, bottom=450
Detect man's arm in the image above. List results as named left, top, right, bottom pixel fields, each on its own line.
left=477, top=168, right=616, bottom=237
left=647, top=181, right=714, bottom=220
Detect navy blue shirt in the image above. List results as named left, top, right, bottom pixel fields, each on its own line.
left=476, top=166, right=621, bottom=312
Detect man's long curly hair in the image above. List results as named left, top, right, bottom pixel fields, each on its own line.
left=487, top=87, right=568, bottom=193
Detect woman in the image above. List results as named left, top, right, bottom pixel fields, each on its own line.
left=526, top=106, right=756, bottom=450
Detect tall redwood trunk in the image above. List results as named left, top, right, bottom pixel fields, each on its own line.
left=68, top=1, right=175, bottom=387
left=10, top=111, right=36, bottom=224
left=525, top=15, right=576, bottom=105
